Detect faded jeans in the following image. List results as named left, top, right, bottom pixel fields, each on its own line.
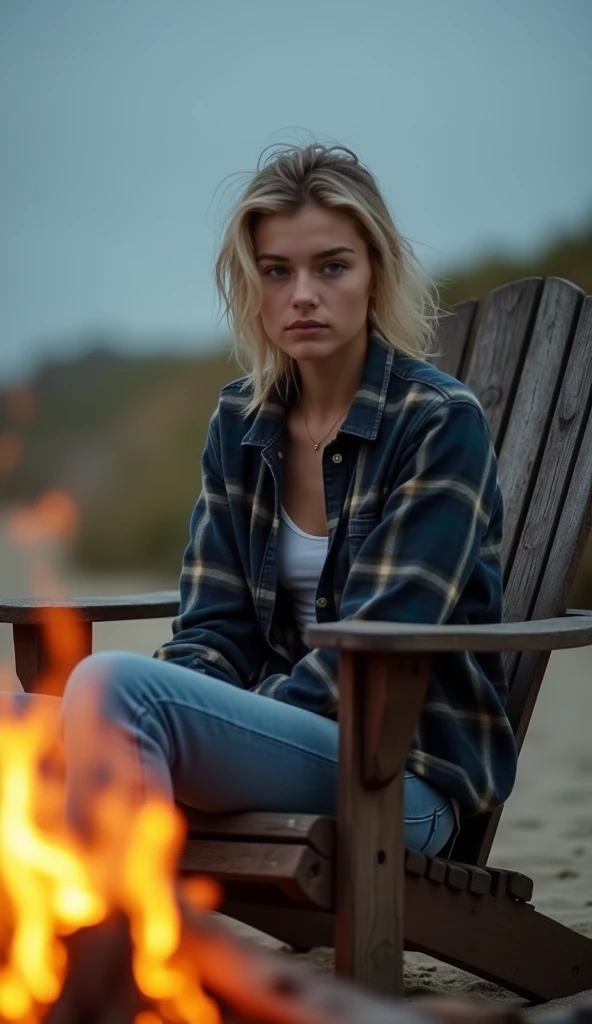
left=57, top=651, right=456, bottom=856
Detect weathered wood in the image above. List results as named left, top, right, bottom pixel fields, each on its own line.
left=305, top=615, right=592, bottom=653
left=454, top=297, right=592, bottom=867
left=335, top=651, right=411, bottom=996
left=182, top=810, right=335, bottom=857
left=362, top=653, right=430, bottom=786
left=180, top=839, right=333, bottom=909
left=501, top=281, right=586, bottom=595
left=13, top=620, right=93, bottom=694
left=431, top=300, right=479, bottom=379
left=445, top=864, right=469, bottom=891
left=463, top=278, right=542, bottom=446
left=405, top=849, right=428, bottom=877
left=450, top=864, right=491, bottom=896
left=506, top=296, right=592, bottom=716
left=0, top=590, right=180, bottom=624
left=404, top=873, right=592, bottom=1003
left=426, top=857, right=447, bottom=884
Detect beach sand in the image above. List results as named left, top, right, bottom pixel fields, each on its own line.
left=1, top=523, right=590, bottom=1014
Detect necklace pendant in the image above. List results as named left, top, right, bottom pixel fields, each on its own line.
left=313, top=443, right=320, bottom=451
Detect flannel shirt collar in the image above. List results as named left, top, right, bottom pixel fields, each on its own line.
left=241, top=327, right=394, bottom=449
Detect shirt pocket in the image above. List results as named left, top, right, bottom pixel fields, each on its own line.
left=347, top=512, right=378, bottom=560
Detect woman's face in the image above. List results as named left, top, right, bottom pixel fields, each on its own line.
left=253, top=203, right=376, bottom=364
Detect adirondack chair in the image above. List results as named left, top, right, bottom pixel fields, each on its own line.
left=3, top=277, right=592, bottom=1004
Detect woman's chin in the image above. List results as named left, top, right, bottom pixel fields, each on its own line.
left=284, top=335, right=340, bottom=361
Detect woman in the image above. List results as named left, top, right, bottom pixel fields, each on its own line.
left=61, top=142, right=517, bottom=856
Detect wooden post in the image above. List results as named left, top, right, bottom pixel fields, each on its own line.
left=13, top=621, right=93, bottom=695
left=334, top=649, right=430, bottom=995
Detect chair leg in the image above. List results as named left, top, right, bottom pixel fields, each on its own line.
left=334, top=651, right=429, bottom=997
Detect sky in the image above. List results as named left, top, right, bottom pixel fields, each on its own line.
left=1, top=0, right=591, bottom=382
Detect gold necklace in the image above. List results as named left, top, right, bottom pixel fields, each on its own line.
left=303, top=407, right=349, bottom=451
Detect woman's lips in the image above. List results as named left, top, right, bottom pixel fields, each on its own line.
left=288, top=325, right=329, bottom=336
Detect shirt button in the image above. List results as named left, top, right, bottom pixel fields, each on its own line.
left=332, top=453, right=343, bottom=464
left=316, top=596, right=328, bottom=609
left=278, top=451, right=284, bottom=459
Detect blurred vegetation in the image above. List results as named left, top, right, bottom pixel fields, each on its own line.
left=0, top=218, right=591, bottom=602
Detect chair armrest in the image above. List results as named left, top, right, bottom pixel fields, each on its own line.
left=0, top=592, right=180, bottom=625
left=305, top=612, right=592, bottom=653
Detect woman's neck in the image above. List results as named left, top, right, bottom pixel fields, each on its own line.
left=294, top=332, right=368, bottom=422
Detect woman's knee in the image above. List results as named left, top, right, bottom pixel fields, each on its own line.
left=62, top=650, right=147, bottom=723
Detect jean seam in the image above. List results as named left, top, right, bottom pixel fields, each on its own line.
left=418, top=803, right=453, bottom=854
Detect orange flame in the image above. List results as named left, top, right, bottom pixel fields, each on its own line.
left=6, top=492, right=79, bottom=546
left=0, top=493, right=223, bottom=1021
left=0, top=693, right=222, bottom=1023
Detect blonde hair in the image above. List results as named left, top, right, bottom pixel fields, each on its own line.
left=214, top=141, right=441, bottom=414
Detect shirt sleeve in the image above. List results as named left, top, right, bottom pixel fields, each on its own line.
left=153, top=407, right=265, bottom=687
left=253, top=398, right=503, bottom=716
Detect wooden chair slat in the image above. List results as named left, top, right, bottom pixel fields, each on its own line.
left=426, top=857, right=447, bottom=884
left=431, top=299, right=479, bottom=379
left=487, top=869, right=534, bottom=903
left=180, top=840, right=333, bottom=909
left=182, top=810, right=335, bottom=857
left=499, top=278, right=584, bottom=581
left=445, top=864, right=469, bottom=891
left=463, top=278, right=542, bottom=446
left=503, top=292, right=592, bottom=683
left=463, top=866, right=492, bottom=896
left=404, top=849, right=427, bottom=877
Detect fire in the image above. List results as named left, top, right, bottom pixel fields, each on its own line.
left=0, top=493, right=223, bottom=1022
left=0, top=692, right=222, bottom=1023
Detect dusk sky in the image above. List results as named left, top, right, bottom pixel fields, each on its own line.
left=1, top=0, right=591, bottom=381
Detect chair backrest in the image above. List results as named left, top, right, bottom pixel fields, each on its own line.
left=431, top=278, right=592, bottom=865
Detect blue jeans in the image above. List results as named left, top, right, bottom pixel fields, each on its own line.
left=57, top=651, right=455, bottom=856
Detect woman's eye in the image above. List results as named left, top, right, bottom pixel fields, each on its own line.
left=264, top=262, right=346, bottom=278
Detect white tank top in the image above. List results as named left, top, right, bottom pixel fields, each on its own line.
left=277, top=506, right=329, bottom=636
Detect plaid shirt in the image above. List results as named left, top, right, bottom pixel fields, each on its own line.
left=155, top=328, right=517, bottom=816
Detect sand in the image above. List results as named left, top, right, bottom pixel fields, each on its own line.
left=1, top=519, right=591, bottom=1014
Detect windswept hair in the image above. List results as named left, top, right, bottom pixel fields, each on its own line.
left=214, top=140, right=441, bottom=414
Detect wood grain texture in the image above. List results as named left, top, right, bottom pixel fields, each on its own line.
left=463, top=278, right=542, bottom=446
left=0, top=591, right=180, bottom=624
left=504, top=291, right=590, bottom=613
left=305, top=615, right=592, bottom=652
left=362, top=653, right=430, bottom=787
left=404, top=873, right=592, bottom=1002
left=499, top=278, right=584, bottom=577
left=180, top=839, right=333, bottom=908
left=450, top=292, right=592, bottom=869
left=335, top=652, right=407, bottom=996
left=183, top=810, right=335, bottom=857
left=431, top=300, right=479, bottom=379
